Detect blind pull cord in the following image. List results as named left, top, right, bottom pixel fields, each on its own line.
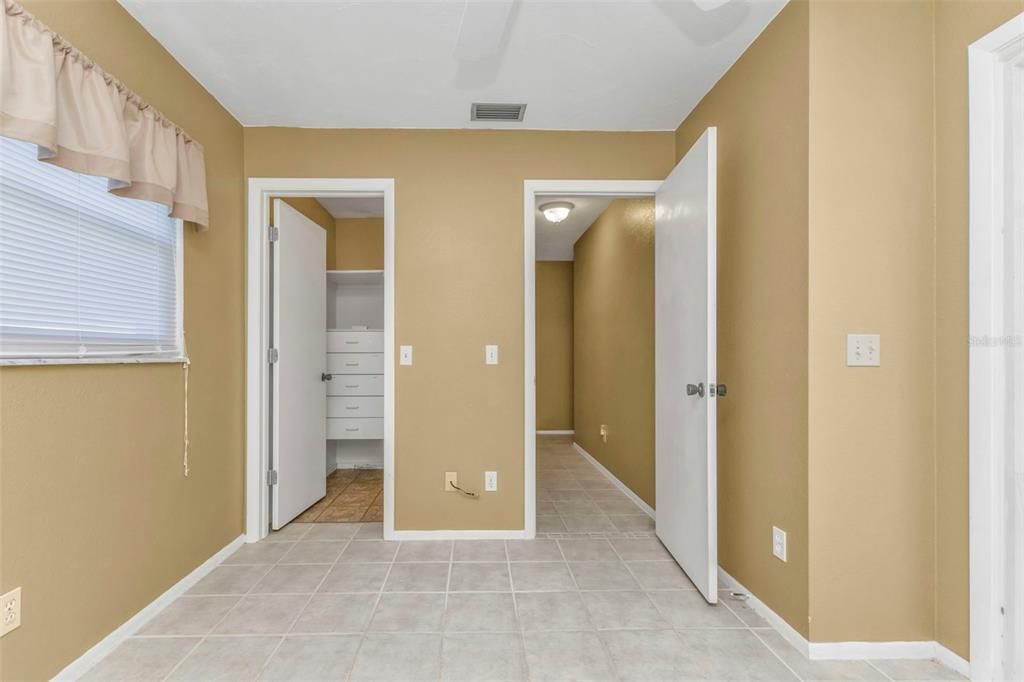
left=182, top=333, right=191, bottom=477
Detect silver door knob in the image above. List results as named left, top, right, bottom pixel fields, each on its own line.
left=686, top=382, right=705, bottom=398
left=321, top=373, right=333, bottom=382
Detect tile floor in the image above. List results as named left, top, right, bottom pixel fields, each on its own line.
left=82, top=437, right=964, bottom=681
left=296, top=469, right=384, bottom=523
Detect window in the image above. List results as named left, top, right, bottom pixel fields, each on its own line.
left=0, top=136, right=183, bottom=363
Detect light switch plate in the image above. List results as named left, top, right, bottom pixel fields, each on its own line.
left=772, top=527, right=787, bottom=562
left=846, top=334, right=880, bottom=366
left=485, top=345, right=499, bottom=365
left=400, top=345, right=413, bottom=366
left=485, top=471, right=498, bottom=492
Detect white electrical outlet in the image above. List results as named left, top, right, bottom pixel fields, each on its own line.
left=1, top=587, right=21, bottom=637
left=400, top=345, right=413, bottom=366
left=485, top=471, right=498, bottom=492
left=846, top=333, right=880, bottom=366
left=485, top=345, right=499, bottom=365
left=772, top=527, right=787, bottom=562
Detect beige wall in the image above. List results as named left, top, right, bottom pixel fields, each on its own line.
left=573, top=200, right=656, bottom=506
left=807, top=0, right=937, bottom=643
left=933, top=0, right=1024, bottom=658
left=244, top=128, right=676, bottom=531
left=0, top=2, right=245, bottom=679
left=275, top=197, right=337, bottom=269
left=536, top=261, right=574, bottom=431
left=675, top=0, right=811, bottom=637
left=335, top=217, right=385, bottom=270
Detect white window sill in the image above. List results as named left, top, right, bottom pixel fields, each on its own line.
left=0, top=355, right=189, bottom=367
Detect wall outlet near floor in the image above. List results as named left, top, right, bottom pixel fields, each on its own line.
left=846, top=333, right=880, bottom=366
left=1, top=587, right=21, bottom=637
left=772, top=527, right=788, bottom=562
left=444, top=471, right=458, bottom=492
left=600, top=424, right=608, bottom=443
left=485, top=471, right=498, bottom=492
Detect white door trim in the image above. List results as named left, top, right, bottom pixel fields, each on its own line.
left=246, top=177, right=396, bottom=542
left=969, top=13, right=1024, bottom=682
left=523, top=180, right=663, bottom=537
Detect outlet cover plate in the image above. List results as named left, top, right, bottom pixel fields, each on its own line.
left=444, top=471, right=458, bottom=492
left=1, top=587, right=21, bottom=637
left=485, top=471, right=498, bottom=492
left=772, top=527, right=787, bottom=562
left=846, top=333, right=880, bottom=366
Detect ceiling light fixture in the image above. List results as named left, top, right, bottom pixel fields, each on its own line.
left=540, top=201, right=574, bottom=223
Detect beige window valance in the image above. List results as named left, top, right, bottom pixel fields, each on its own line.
left=0, top=0, right=209, bottom=228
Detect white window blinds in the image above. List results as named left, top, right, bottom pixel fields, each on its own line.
left=0, top=136, right=183, bottom=362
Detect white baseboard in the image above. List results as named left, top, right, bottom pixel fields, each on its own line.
left=718, top=567, right=811, bottom=658
left=386, top=529, right=531, bottom=540
left=571, top=442, right=655, bottom=519
left=718, top=568, right=970, bottom=676
left=537, top=430, right=574, bottom=435
left=52, top=535, right=245, bottom=681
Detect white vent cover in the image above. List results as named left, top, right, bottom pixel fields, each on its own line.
left=470, top=102, right=527, bottom=122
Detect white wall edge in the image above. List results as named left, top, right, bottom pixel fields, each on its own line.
left=718, top=567, right=969, bottom=675
left=387, top=529, right=532, bottom=540
left=572, top=441, right=655, bottom=519
left=717, top=567, right=810, bottom=658
left=536, top=430, right=574, bottom=435
left=52, top=535, right=245, bottom=681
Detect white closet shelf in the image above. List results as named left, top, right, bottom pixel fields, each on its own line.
left=327, top=270, right=384, bottom=287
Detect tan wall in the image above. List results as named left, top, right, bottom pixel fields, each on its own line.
left=335, top=218, right=384, bottom=270
left=0, top=2, right=245, bottom=679
left=573, top=200, right=656, bottom=506
left=245, top=128, right=676, bottom=530
left=535, top=262, right=574, bottom=431
left=933, top=0, right=1024, bottom=658
left=807, top=0, right=937, bottom=643
left=275, top=197, right=337, bottom=269
left=674, top=0, right=811, bottom=637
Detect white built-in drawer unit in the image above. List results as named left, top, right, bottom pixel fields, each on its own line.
left=327, top=353, right=384, bottom=375
left=327, top=330, right=384, bottom=353
left=327, top=417, right=383, bottom=440
left=327, top=329, right=384, bottom=439
left=327, top=396, right=384, bottom=418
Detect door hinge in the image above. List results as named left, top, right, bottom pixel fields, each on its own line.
left=268, top=469, right=278, bottom=486
left=267, top=347, right=279, bottom=364
left=268, top=225, right=280, bottom=242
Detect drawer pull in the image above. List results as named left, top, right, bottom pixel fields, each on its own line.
left=345, top=427, right=359, bottom=432
left=345, top=341, right=359, bottom=345
left=344, top=384, right=359, bottom=388
left=345, top=362, right=358, bottom=367
left=345, top=406, right=359, bottom=411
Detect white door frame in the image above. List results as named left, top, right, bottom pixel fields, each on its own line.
left=246, top=177, right=396, bottom=543
left=969, top=13, right=1024, bottom=682
left=523, top=180, right=663, bottom=535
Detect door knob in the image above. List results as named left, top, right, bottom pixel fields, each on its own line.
left=321, top=373, right=334, bottom=382
left=686, top=382, right=705, bottom=398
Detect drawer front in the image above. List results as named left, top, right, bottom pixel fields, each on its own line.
left=327, top=374, right=384, bottom=396
left=327, top=330, right=384, bottom=353
left=327, top=396, right=384, bottom=418
left=327, top=417, right=383, bottom=440
left=327, top=353, right=384, bottom=374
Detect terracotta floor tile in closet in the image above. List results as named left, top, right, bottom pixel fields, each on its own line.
left=295, top=468, right=383, bottom=523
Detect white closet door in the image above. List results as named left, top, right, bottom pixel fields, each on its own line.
left=655, top=127, right=718, bottom=604
left=272, top=200, right=327, bottom=530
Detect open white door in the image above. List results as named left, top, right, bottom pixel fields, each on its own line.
left=655, top=127, right=718, bottom=603
left=272, top=199, right=327, bottom=530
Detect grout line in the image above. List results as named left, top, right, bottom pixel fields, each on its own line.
left=865, top=659, right=897, bottom=681
left=346, top=529, right=398, bottom=682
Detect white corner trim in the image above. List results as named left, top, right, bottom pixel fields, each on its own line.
left=718, top=567, right=810, bottom=658
left=536, top=430, right=575, bottom=435
left=718, top=567, right=970, bottom=676
left=571, top=442, right=655, bottom=519
left=387, top=529, right=531, bottom=540
left=52, top=535, right=245, bottom=681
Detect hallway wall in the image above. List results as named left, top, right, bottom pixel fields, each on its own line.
left=573, top=199, right=656, bottom=507
left=536, top=261, right=574, bottom=431
left=335, top=217, right=384, bottom=270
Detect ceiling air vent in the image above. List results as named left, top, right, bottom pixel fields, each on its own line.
left=471, top=102, right=527, bottom=122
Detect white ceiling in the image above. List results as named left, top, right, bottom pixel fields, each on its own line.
left=535, top=195, right=615, bottom=261
left=317, top=196, right=385, bottom=219
left=118, top=0, right=787, bottom=130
